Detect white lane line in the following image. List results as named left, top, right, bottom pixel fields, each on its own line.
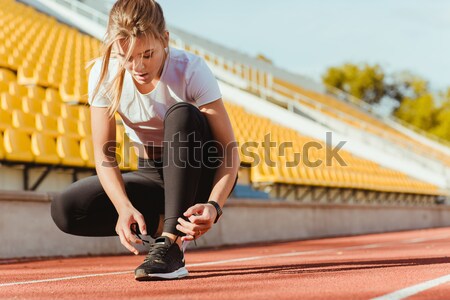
left=371, top=274, right=450, bottom=300
left=1, top=234, right=449, bottom=287
left=0, top=271, right=132, bottom=287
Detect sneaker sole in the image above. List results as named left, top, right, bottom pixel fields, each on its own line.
left=135, top=267, right=189, bottom=281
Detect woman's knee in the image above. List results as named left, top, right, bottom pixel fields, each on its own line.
left=50, top=191, right=74, bottom=234
left=164, top=102, right=202, bottom=128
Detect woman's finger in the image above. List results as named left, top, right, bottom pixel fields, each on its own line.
left=177, top=217, right=195, bottom=230
left=176, top=223, right=196, bottom=236
left=183, top=204, right=204, bottom=217
left=176, top=222, right=209, bottom=236
left=188, top=213, right=211, bottom=224
left=134, top=214, right=147, bottom=236
left=118, top=229, right=139, bottom=255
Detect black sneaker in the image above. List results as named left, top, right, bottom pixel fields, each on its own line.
left=134, top=236, right=188, bottom=281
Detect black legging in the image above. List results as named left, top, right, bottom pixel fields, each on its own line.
left=51, top=102, right=236, bottom=238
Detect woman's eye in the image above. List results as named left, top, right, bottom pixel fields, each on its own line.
left=143, top=55, right=151, bottom=59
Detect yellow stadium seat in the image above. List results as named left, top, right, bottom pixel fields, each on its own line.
left=1, top=93, right=22, bottom=111
left=45, top=88, right=62, bottom=102
left=0, top=68, right=16, bottom=82
left=3, top=128, right=34, bottom=162
left=27, top=86, right=46, bottom=101
left=12, top=110, right=35, bottom=134
left=0, top=110, right=12, bottom=130
left=78, top=120, right=91, bottom=137
left=117, top=139, right=138, bottom=171
left=16, top=65, right=35, bottom=85
left=56, top=136, right=85, bottom=167
left=61, top=104, right=80, bottom=119
left=0, top=82, right=9, bottom=93
left=0, top=131, right=5, bottom=160
left=8, top=82, right=28, bottom=98
left=79, top=105, right=91, bottom=123
left=57, top=117, right=80, bottom=139
left=42, top=100, right=61, bottom=116
left=80, top=138, right=95, bottom=168
left=31, top=132, right=60, bottom=164
left=35, top=114, right=59, bottom=137
left=22, top=97, right=43, bottom=114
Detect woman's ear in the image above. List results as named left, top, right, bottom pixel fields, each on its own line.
left=163, top=30, right=170, bottom=48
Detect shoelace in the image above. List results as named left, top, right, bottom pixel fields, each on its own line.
left=130, top=223, right=150, bottom=245
left=144, top=242, right=169, bottom=263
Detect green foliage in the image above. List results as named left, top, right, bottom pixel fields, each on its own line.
left=394, top=93, right=436, bottom=131
left=322, top=63, right=384, bottom=104
left=429, top=91, right=450, bottom=141
left=322, top=64, right=450, bottom=143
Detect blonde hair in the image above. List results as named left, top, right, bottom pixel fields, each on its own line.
left=91, top=0, right=167, bottom=118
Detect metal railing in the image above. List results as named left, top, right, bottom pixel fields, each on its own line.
left=53, top=0, right=108, bottom=26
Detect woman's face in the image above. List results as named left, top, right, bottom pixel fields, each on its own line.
left=116, top=34, right=168, bottom=85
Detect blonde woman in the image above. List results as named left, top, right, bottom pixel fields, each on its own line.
left=51, top=0, right=240, bottom=281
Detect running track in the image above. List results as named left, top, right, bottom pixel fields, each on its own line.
left=1, top=227, right=450, bottom=300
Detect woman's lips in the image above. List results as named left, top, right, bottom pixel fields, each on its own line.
left=135, top=73, right=148, bottom=80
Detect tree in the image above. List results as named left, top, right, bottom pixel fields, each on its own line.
left=322, top=63, right=450, bottom=142
left=394, top=93, right=436, bottom=131
left=322, top=63, right=385, bottom=104
left=385, top=71, right=429, bottom=103
left=429, top=89, right=450, bottom=141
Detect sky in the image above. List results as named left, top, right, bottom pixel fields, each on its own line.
left=152, top=0, right=450, bottom=93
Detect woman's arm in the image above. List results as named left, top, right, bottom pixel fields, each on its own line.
left=91, top=106, right=147, bottom=254
left=177, top=99, right=241, bottom=240
left=199, top=99, right=240, bottom=207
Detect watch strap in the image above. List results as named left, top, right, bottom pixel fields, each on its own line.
left=207, top=201, right=222, bottom=223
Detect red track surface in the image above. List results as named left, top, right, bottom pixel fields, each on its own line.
left=1, top=227, right=450, bottom=300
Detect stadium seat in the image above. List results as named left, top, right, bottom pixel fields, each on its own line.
left=78, top=120, right=91, bottom=137
left=57, top=117, right=80, bottom=139
left=0, top=68, right=16, bottom=82
left=80, top=138, right=95, bottom=168
left=0, top=110, right=12, bottom=130
left=8, top=82, right=28, bottom=98
left=0, top=81, right=9, bottom=93
left=16, top=65, right=35, bottom=85
left=60, top=104, right=81, bottom=119
left=22, top=97, right=43, bottom=114
left=1, top=93, right=22, bottom=111
left=56, top=136, right=85, bottom=167
left=12, top=110, right=35, bottom=134
left=79, top=105, right=91, bottom=124
left=31, top=132, right=60, bottom=164
left=35, top=114, right=59, bottom=137
left=3, top=128, right=33, bottom=162
left=27, top=86, right=46, bottom=101
left=42, top=100, right=61, bottom=116
left=45, top=88, right=63, bottom=102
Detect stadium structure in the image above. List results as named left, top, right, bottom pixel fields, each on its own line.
left=0, top=0, right=449, bottom=259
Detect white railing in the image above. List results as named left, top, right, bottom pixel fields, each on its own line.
left=52, top=0, right=109, bottom=26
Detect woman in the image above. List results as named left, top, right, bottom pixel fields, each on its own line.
left=51, top=0, right=240, bottom=281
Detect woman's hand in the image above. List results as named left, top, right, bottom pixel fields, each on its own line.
left=115, top=205, right=147, bottom=255
left=177, top=203, right=218, bottom=242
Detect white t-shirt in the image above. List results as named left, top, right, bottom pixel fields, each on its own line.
left=88, top=47, right=222, bottom=147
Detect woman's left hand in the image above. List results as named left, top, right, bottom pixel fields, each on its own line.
left=177, top=203, right=218, bottom=241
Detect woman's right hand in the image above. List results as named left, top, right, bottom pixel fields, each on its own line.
left=115, top=205, right=147, bottom=255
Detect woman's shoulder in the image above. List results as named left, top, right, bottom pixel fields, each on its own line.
left=167, top=47, right=205, bottom=68
left=90, top=57, right=120, bottom=79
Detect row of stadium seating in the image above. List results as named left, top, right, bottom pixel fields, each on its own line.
left=0, top=1, right=444, bottom=196
left=272, top=78, right=450, bottom=167
left=0, top=0, right=100, bottom=103
left=224, top=102, right=440, bottom=195
left=2, top=0, right=448, bottom=169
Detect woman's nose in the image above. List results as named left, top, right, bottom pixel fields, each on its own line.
left=133, top=58, right=145, bottom=72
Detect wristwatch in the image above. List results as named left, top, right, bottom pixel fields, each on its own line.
left=207, top=201, right=223, bottom=223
